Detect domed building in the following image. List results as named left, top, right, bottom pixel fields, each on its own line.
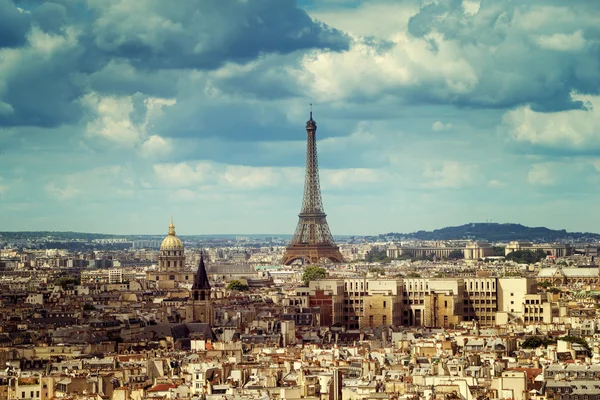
left=147, top=217, right=196, bottom=289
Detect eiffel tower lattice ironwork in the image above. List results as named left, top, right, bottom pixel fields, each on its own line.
left=282, top=107, right=345, bottom=265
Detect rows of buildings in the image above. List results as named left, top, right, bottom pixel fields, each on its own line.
left=2, top=221, right=600, bottom=399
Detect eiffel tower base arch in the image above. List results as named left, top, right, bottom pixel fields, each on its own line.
left=282, top=244, right=345, bottom=265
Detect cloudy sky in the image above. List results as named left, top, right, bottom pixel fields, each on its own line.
left=1, top=0, right=600, bottom=235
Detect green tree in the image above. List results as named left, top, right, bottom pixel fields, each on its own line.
left=226, top=280, right=250, bottom=291
left=302, top=266, right=328, bottom=285
left=448, top=250, right=464, bottom=260
left=406, top=272, right=421, bottom=278
left=366, top=248, right=389, bottom=262
left=521, top=336, right=543, bottom=349
left=559, top=335, right=591, bottom=353
left=505, top=249, right=546, bottom=264
left=368, top=266, right=385, bottom=276
left=492, top=246, right=506, bottom=256
left=521, top=336, right=556, bottom=349
left=55, top=276, right=80, bottom=289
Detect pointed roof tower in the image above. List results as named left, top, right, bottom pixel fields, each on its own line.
left=192, top=252, right=211, bottom=290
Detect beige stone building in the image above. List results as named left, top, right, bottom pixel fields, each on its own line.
left=306, top=276, right=539, bottom=329
left=537, top=266, right=599, bottom=286
left=464, top=241, right=494, bottom=260
left=505, top=241, right=574, bottom=257
left=387, top=244, right=462, bottom=259
left=359, top=280, right=403, bottom=329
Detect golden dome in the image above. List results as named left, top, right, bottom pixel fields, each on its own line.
left=160, top=216, right=184, bottom=251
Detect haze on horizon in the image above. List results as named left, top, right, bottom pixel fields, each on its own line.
left=1, top=0, right=600, bottom=236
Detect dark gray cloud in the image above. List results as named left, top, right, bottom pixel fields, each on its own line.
left=88, top=61, right=180, bottom=98
left=0, top=39, right=87, bottom=127
left=31, top=2, right=68, bottom=33
left=87, top=0, right=349, bottom=70
left=0, top=0, right=349, bottom=129
left=0, top=0, right=31, bottom=48
left=154, top=99, right=302, bottom=142
left=404, top=0, right=600, bottom=112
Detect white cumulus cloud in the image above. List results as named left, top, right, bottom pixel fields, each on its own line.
left=535, top=30, right=586, bottom=52
left=141, top=135, right=173, bottom=159
left=503, top=93, right=600, bottom=149
left=45, top=182, right=80, bottom=200
left=83, top=93, right=175, bottom=150
left=323, top=168, right=386, bottom=188
left=153, top=162, right=213, bottom=187
left=422, top=161, right=483, bottom=189
left=527, top=163, right=556, bottom=186
left=432, top=121, right=452, bottom=131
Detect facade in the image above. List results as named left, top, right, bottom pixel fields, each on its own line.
left=522, top=293, right=559, bottom=324
left=463, top=277, right=497, bottom=324
left=505, top=241, right=574, bottom=257
left=537, top=267, right=599, bottom=286
left=464, top=241, right=494, bottom=260
left=387, top=245, right=463, bottom=259
left=305, top=276, right=538, bottom=329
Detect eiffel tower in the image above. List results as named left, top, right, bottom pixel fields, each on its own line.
left=282, top=107, right=345, bottom=265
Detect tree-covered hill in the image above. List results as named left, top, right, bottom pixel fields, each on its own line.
left=376, top=223, right=600, bottom=242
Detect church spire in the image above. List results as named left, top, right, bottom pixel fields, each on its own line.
left=192, top=251, right=211, bottom=293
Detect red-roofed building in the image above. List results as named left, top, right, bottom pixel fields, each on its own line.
left=147, top=383, right=177, bottom=397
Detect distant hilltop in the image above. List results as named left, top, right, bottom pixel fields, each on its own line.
left=374, top=223, right=600, bottom=242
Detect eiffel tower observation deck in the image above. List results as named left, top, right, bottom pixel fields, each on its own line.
left=282, top=107, right=345, bottom=265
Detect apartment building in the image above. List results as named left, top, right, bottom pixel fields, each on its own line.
left=463, top=278, right=498, bottom=324
left=305, top=276, right=538, bottom=329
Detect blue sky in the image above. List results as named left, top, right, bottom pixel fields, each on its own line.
left=1, top=0, right=600, bottom=235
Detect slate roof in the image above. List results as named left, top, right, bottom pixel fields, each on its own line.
left=192, top=253, right=211, bottom=291
left=143, top=323, right=215, bottom=341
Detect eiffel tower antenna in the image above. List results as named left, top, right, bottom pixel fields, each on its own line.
left=281, top=106, right=345, bottom=265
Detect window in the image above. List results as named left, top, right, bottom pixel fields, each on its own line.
left=444, top=301, right=448, bottom=308
left=382, top=315, right=387, bottom=325
left=511, top=293, right=514, bottom=296
left=383, top=301, right=387, bottom=308
left=369, top=315, right=374, bottom=326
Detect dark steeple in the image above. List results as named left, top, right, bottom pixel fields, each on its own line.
left=192, top=252, right=211, bottom=300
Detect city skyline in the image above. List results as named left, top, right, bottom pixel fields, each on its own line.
left=1, top=0, right=600, bottom=235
